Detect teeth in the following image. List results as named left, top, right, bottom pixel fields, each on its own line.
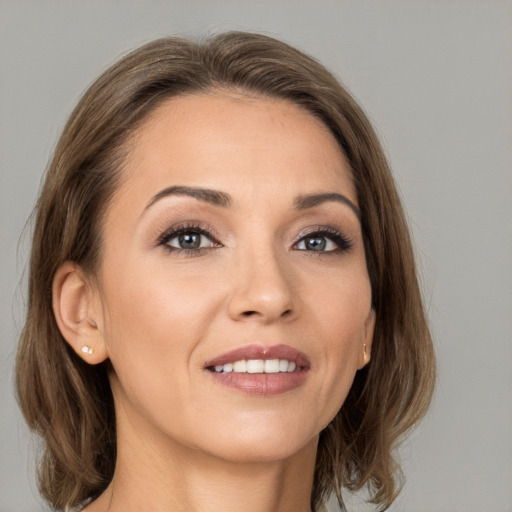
left=233, top=360, right=247, bottom=372
left=246, top=359, right=264, bottom=373
left=264, top=359, right=280, bottom=373
left=212, top=359, right=299, bottom=374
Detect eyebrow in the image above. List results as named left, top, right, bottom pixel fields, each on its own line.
left=293, top=192, right=360, bottom=219
left=143, top=185, right=360, bottom=219
left=143, top=185, right=232, bottom=212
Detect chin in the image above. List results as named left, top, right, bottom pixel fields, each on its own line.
left=188, top=415, right=321, bottom=464
left=208, top=436, right=318, bottom=465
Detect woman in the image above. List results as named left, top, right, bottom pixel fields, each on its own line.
left=16, top=32, right=435, bottom=512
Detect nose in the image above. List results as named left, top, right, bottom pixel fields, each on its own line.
left=227, top=246, right=296, bottom=324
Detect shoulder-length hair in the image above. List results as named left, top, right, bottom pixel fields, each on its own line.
left=16, top=31, right=435, bottom=512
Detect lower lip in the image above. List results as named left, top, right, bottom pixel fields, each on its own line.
left=207, top=370, right=309, bottom=396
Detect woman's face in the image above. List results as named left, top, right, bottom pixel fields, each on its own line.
left=93, top=92, right=374, bottom=462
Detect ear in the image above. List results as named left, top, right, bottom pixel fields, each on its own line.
left=358, top=308, right=376, bottom=370
left=52, top=261, right=108, bottom=365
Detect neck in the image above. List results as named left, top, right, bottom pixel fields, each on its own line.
left=87, top=404, right=317, bottom=512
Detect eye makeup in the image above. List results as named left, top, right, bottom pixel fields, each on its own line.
left=157, top=222, right=221, bottom=257
left=293, top=226, right=354, bottom=254
left=155, top=220, right=353, bottom=258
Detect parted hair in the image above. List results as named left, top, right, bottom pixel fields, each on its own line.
left=16, top=31, right=435, bottom=511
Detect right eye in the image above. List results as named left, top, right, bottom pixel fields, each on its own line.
left=167, top=231, right=212, bottom=249
left=158, top=225, right=221, bottom=254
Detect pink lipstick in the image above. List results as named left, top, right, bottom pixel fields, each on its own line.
left=204, top=344, right=310, bottom=396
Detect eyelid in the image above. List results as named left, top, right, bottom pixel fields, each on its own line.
left=157, top=222, right=222, bottom=249
left=155, top=221, right=353, bottom=255
left=293, top=225, right=353, bottom=252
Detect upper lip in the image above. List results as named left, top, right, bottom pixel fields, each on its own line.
left=204, top=344, right=311, bottom=369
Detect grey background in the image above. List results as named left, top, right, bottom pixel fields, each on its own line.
left=1, top=1, right=511, bottom=511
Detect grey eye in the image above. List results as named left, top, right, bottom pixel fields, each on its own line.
left=295, top=235, right=337, bottom=251
left=167, top=231, right=212, bottom=249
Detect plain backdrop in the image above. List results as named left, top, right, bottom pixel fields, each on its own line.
left=1, top=1, right=511, bottom=511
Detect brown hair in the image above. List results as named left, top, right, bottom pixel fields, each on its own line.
left=16, top=31, right=435, bottom=511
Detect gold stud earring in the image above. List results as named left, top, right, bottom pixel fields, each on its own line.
left=81, top=345, right=94, bottom=355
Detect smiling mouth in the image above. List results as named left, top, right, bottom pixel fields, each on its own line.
left=207, top=358, right=301, bottom=374
left=204, top=344, right=310, bottom=395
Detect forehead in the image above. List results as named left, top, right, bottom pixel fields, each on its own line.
left=116, top=92, right=356, bottom=211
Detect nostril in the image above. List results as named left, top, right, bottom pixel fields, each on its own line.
left=241, top=309, right=292, bottom=318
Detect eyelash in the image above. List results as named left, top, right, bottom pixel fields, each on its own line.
left=157, top=223, right=220, bottom=257
left=157, top=223, right=353, bottom=257
left=298, top=227, right=354, bottom=254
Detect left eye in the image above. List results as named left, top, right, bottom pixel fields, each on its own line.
left=294, top=228, right=353, bottom=253
left=295, top=235, right=338, bottom=252
left=165, top=230, right=217, bottom=250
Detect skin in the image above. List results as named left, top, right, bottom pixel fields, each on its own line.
left=53, top=92, right=375, bottom=512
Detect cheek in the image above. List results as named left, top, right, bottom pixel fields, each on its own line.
left=309, top=267, right=371, bottom=347
left=306, top=272, right=372, bottom=421
left=97, top=257, right=233, bottom=441
left=98, top=255, right=227, bottom=389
